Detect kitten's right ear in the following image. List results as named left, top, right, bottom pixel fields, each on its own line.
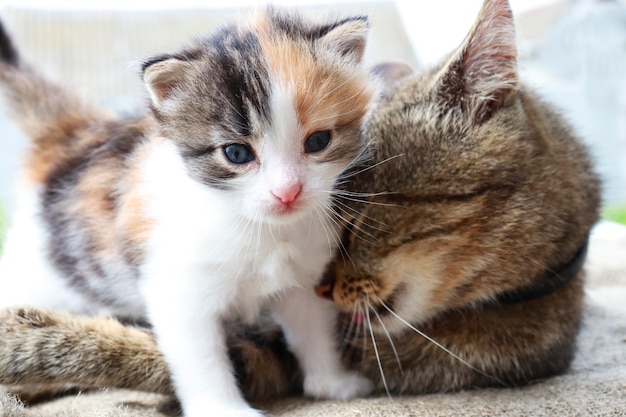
left=318, top=17, right=370, bottom=63
left=142, top=55, right=193, bottom=107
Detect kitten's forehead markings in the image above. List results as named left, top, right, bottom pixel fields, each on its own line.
left=253, top=13, right=314, bottom=135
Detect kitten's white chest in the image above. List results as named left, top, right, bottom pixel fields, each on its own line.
left=232, top=222, right=333, bottom=322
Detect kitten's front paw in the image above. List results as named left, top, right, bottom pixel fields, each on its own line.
left=186, top=404, right=264, bottom=417
left=304, top=371, right=374, bottom=400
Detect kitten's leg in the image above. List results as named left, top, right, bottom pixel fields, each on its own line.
left=272, top=289, right=373, bottom=400
left=141, top=272, right=262, bottom=417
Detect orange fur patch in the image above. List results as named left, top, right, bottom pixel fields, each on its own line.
left=253, top=14, right=373, bottom=139
left=23, top=116, right=97, bottom=186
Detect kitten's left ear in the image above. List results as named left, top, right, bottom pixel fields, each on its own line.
left=318, top=16, right=370, bottom=63
left=437, top=0, right=518, bottom=124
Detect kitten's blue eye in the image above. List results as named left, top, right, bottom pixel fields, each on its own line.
left=304, top=130, right=331, bottom=154
left=223, top=144, right=254, bottom=164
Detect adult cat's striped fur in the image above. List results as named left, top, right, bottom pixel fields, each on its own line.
left=0, top=0, right=599, bottom=408
left=0, top=7, right=378, bottom=417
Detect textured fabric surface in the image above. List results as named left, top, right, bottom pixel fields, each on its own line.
left=1, top=225, right=624, bottom=416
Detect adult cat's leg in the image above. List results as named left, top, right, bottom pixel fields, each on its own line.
left=271, top=288, right=373, bottom=400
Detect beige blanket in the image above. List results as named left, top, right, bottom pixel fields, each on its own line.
left=1, top=223, right=625, bottom=417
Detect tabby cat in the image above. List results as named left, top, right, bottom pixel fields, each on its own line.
left=0, top=0, right=599, bottom=408
left=0, top=7, right=378, bottom=417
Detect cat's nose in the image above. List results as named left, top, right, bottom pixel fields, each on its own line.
left=271, top=183, right=302, bottom=205
left=315, top=281, right=334, bottom=301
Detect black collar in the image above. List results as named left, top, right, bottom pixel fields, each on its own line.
left=494, top=240, right=589, bottom=305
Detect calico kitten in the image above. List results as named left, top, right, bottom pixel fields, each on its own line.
left=0, top=8, right=378, bottom=416
left=0, top=0, right=600, bottom=405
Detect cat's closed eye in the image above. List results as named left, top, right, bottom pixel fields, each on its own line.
left=223, top=143, right=255, bottom=164
left=304, top=130, right=332, bottom=154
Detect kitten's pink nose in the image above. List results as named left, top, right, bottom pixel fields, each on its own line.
left=272, top=183, right=302, bottom=206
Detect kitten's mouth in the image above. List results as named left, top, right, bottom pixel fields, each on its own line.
left=268, top=200, right=305, bottom=219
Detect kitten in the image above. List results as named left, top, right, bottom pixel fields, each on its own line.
left=0, top=0, right=600, bottom=405
left=0, top=8, right=377, bottom=416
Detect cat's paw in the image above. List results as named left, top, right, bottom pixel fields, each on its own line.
left=303, top=371, right=374, bottom=400
left=186, top=404, right=264, bottom=417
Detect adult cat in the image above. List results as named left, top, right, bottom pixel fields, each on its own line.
left=0, top=7, right=377, bottom=417
left=0, top=0, right=599, bottom=406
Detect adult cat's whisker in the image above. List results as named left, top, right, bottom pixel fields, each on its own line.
left=369, top=298, right=404, bottom=375
left=339, top=304, right=359, bottom=355
left=365, top=294, right=391, bottom=398
left=341, top=303, right=362, bottom=354
left=377, top=299, right=504, bottom=385
left=355, top=300, right=369, bottom=366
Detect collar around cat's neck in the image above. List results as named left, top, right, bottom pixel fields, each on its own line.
left=494, top=240, right=589, bottom=305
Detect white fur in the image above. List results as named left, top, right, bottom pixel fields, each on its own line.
left=0, top=184, right=145, bottom=317
left=0, top=185, right=92, bottom=312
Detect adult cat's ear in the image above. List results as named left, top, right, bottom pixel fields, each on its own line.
left=318, top=16, right=370, bottom=63
left=437, top=0, right=518, bottom=124
left=142, top=55, right=193, bottom=107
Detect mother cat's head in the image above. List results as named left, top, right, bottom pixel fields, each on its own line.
left=319, top=0, right=600, bottom=335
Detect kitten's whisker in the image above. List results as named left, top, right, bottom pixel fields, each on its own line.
left=312, top=205, right=340, bottom=259
left=336, top=201, right=390, bottom=233
left=377, top=299, right=505, bottom=385
left=329, top=206, right=380, bottom=248
left=335, top=190, right=397, bottom=198
left=318, top=201, right=357, bottom=267
left=335, top=194, right=401, bottom=208
left=304, top=210, right=313, bottom=247
left=342, top=139, right=374, bottom=173
left=333, top=201, right=389, bottom=233
left=340, top=153, right=405, bottom=180
left=365, top=294, right=391, bottom=398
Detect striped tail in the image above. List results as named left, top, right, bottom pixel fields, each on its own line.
left=0, top=18, right=111, bottom=184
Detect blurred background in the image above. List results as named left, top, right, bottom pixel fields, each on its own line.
left=0, top=0, right=625, bottom=242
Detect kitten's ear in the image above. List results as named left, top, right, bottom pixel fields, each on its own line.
left=437, top=0, right=518, bottom=124
left=142, top=55, right=193, bottom=107
left=318, top=17, right=370, bottom=63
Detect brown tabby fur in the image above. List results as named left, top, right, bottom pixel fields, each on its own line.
left=0, top=0, right=599, bottom=405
